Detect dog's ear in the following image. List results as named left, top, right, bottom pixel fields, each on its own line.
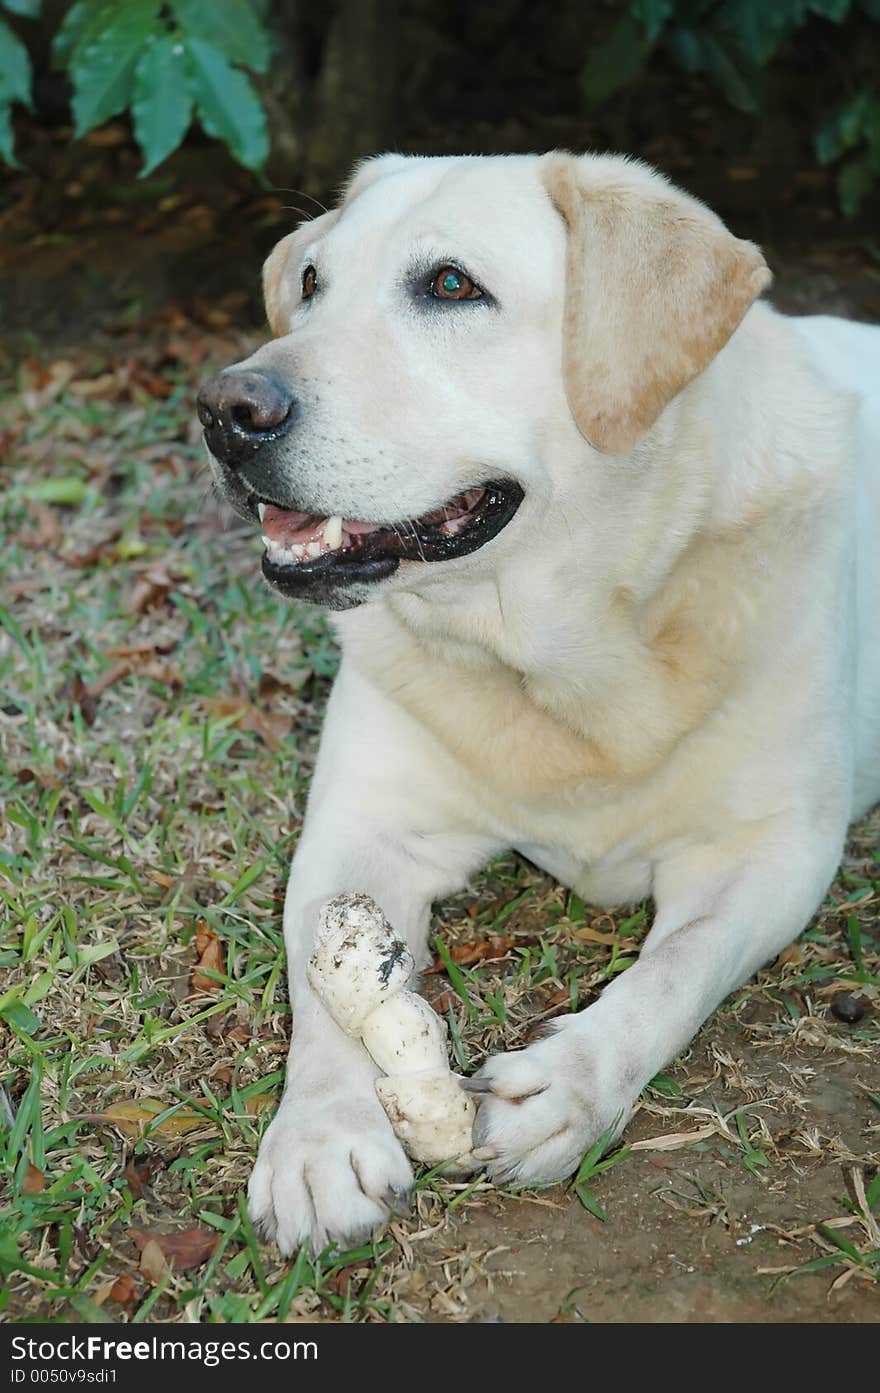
left=543, top=154, right=771, bottom=454
left=262, top=210, right=340, bottom=336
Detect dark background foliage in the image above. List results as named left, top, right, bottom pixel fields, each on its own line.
left=2, top=1, right=879, bottom=342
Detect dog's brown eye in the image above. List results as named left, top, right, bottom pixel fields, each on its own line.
left=302, top=265, right=318, bottom=299
left=431, top=266, right=482, bottom=301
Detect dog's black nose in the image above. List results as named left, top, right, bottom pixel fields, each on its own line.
left=197, top=371, right=294, bottom=469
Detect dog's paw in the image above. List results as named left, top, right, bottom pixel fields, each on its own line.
left=248, top=1089, right=414, bottom=1255
left=465, top=1021, right=632, bottom=1186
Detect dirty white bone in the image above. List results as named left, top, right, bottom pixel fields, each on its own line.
left=306, top=893, right=477, bottom=1173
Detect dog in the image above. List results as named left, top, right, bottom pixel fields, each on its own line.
left=198, top=151, right=880, bottom=1254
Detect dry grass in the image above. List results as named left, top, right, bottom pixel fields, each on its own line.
left=1, top=326, right=878, bottom=1323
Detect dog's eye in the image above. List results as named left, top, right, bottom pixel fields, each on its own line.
left=430, top=266, right=482, bottom=301
left=302, top=265, right=318, bottom=299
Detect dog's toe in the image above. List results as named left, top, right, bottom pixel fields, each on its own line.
left=248, top=1092, right=414, bottom=1255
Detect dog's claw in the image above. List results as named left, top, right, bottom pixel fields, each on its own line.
left=461, top=1077, right=495, bottom=1093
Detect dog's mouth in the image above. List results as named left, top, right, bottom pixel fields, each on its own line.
left=254, top=480, right=524, bottom=597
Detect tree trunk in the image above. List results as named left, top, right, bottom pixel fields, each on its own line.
left=265, top=0, right=399, bottom=199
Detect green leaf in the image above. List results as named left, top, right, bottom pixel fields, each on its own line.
left=185, top=36, right=268, bottom=170
left=2, top=0, right=40, bottom=17
left=25, top=476, right=89, bottom=505
left=837, top=155, right=876, bottom=216
left=699, top=33, right=760, bottom=112
left=631, top=0, right=674, bottom=43
left=575, top=1182, right=608, bottom=1221
left=69, top=0, right=161, bottom=138
left=580, top=13, right=650, bottom=107
left=0, top=100, right=15, bottom=166
left=170, top=0, right=270, bottom=73
left=51, top=0, right=107, bottom=71
left=0, top=15, right=32, bottom=104
left=667, top=26, right=704, bottom=73
left=133, top=35, right=193, bottom=176
left=807, top=0, right=851, bottom=17
left=723, top=0, right=808, bottom=66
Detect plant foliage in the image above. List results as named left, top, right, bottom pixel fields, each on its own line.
left=1, top=0, right=271, bottom=174
left=584, top=0, right=880, bottom=213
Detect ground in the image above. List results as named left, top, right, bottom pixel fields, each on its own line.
left=0, top=128, right=879, bottom=1325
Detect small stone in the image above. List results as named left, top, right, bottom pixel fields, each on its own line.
left=830, top=991, right=864, bottom=1024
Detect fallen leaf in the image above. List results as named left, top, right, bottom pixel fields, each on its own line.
left=191, top=927, right=226, bottom=993
left=121, top=1158, right=153, bottom=1199
left=425, top=986, right=458, bottom=1014
left=109, top=1273, right=139, bottom=1304
left=200, top=697, right=292, bottom=751
left=93, top=1098, right=217, bottom=1137
left=128, top=567, right=176, bottom=614
left=22, top=1163, right=45, bottom=1194
left=629, top=1124, right=719, bottom=1152
left=138, top=1238, right=170, bottom=1285
left=448, top=935, right=514, bottom=966
left=131, top=1227, right=219, bottom=1272
left=130, top=656, right=183, bottom=687
left=544, top=988, right=572, bottom=1009
left=20, top=502, right=62, bottom=550
left=572, top=926, right=630, bottom=946
left=242, top=1094, right=275, bottom=1118
left=61, top=672, right=98, bottom=726
left=325, top=1264, right=363, bottom=1295
left=16, top=767, right=62, bottom=789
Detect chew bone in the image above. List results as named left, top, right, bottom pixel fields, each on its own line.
left=307, top=893, right=477, bottom=1174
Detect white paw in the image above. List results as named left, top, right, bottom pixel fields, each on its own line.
left=248, top=1088, right=414, bottom=1254
left=466, top=1020, right=633, bottom=1185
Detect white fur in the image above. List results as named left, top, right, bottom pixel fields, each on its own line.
left=236, top=153, right=880, bottom=1252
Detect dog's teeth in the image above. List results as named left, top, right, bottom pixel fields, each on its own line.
left=323, top=515, right=343, bottom=549
left=291, top=543, right=306, bottom=559
left=306, top=541, right=322, bottom=558
left=257, top=501, right=266, bottom=522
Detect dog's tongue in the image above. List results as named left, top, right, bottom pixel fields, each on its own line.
left=261, top=504, right=328, bottom=546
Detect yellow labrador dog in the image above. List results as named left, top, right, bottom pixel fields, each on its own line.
left=198, top=152, right=880, bottom=1254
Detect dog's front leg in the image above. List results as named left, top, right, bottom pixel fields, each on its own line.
left=468, top=826, right=845, bottom=1184
left=248, top=666, right=500, bottom=1254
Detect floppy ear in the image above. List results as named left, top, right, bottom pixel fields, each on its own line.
left=262, top=209, right=340, bottom=336
left=543, top=154, right=771, bottom=454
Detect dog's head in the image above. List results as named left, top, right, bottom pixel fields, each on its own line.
left=198, top=152, right=769, bottom=610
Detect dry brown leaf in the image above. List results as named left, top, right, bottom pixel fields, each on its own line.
left=94, top=1098, right=216, bottom=1137
left=128, top=567, right=176, bottom=614
left=425, top=987, right=458, bottom=1014
left=572, top=926, right=630, bottom=946
left=21, top=1163, right=45, bottom=1194
left=121, top=1158, right=153, bottom=1199
left=449, top=935, right=514, bottom=966
left=544, top=988, right=572, bottom=1009
left=629, top=1123, right=719, bottom=1152
left=20, top=502, right=62, bottom=550
left=138, top=1237, right=170, bottom=1285
left=135, top=656, right=183, bottom=687
left=191, top=927, right=226, bottom=993
left=131, top=1227, right=219, bottom=1272
left=242, top=1094, right=275, bottom=1118
left=109, top=1273, right=139, bottom=1304
left=61, top=672, right=98, bottom=726
left=200, top=697, right=292, bottom=751
left=16, top=767, right=62, bottom=789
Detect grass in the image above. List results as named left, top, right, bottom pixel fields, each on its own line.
left=1, top=327, right=879, bottom=1323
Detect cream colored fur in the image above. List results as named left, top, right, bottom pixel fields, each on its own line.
left=211, top=152, right=880, bottom=1253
